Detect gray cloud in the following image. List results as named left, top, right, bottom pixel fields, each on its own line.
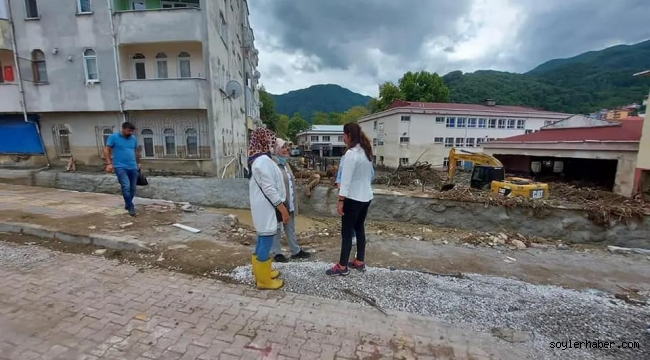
left=249, top=0, right=650, bottom=93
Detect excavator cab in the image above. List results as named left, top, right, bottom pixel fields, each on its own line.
left=470, top=165, right=505, bottom=190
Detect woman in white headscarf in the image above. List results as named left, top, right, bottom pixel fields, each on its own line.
left=271, top=138, right=311, bottom=262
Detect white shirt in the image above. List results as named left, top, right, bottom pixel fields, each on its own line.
left=338, top=145, right=374, bottom=202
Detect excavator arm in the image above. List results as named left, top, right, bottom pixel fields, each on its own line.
left=447, top=148, right=503, bottom=181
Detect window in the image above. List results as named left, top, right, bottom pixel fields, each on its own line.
left=444, top=137, right=454, bottom=147
left=373, top=121, right=377, bottom=130
left=455, top=138, right=464, bottom=147
left=457, top=117, right=467, bottom=128
left=488, top=119, right=496, bottom=129
left=379, top=156, right=384, bottom=164
left=373, top=138, right=377, bottom=146
left=468, top=118, right=477, bottom=128
left=399, top=158, right=409, bottom=166
left=399, top=137, right=409, bottom=143
left=544, top=120, right=553, bottom=126
left=338, top=136, right=343, bottom=142
left=178, top=52, right=191, bottom=78
left=507, top=119, right=516, bottom=129
left=155, top=53, right=168, bottom=79
left=132, top=53, right=146, bottom=79
left=141, top=129, right=155, bottom=158
left=310, top=136, right=318, bottom=142
left=161, top=0, right=200, bottom=8
left=322, top=135, right=330, bottom=142
left=435, top=117, right=445, bottom=123
left=401, top=115, right=410, bottom=122
left=446, top=117, right=456, bottom=128
left=31, top=50, right=47, bottom=83
left=218, top=11, right=228, bottom=44
left=130, top=0, right=145, bottom=10
left=54, top=125, right=71, bottom=156
left=466, top=138, right=475, bottom=147
left=185, top=128, right=198, bottom=156
left=433, top=137, right=443, bottom=144
left=525, top=129, right=533, bottom=134
left=83, top=49, right=99, bottom=82
left=163, top=128, right=176, bottom=155
left=25, top=0, right=39, bottom=18
left=77, top=0, right=91, bottom=13
left=476, top=138, right=485, bottom=147
left=517, top=119, right=526, bottom=129
left=443, top=157, right=449, bottom=167
left=102, top=128, right=112, bottom=147
left=478, top=118, right=487, bottom=128
left=497, top=119, right=506, bottom=129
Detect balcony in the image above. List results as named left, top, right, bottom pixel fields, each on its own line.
left=0, top=84, right=23, bottom=112
left=0, top=19, right=12, bottom=51
left=121, top=78, right=208, bottom=110
left=113, top=8, right=203, bottom=45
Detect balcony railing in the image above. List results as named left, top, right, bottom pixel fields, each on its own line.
left=113, top=8, right=203, bottom=44
left=121, top=78, right=208, bottom=111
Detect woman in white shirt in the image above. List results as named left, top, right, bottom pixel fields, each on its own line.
left=326, top=123, right=374, bottom=276
left=248, top=127, right=289, bottom=290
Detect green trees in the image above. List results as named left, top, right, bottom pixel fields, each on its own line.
left=258, top=87, right=278, bottom=131
left=372, top=71, right=450, bottom=112
left=287, top=113, right=309, bottom=141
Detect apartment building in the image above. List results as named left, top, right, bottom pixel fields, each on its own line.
left=296, top=125, right=345, bottom=157
left=0, top=0, right=261, bottom=177
left=633, top=69, right=650, bottom=200
left=358, top=99, right=571, bottom=168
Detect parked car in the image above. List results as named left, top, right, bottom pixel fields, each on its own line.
left=290, top=147, right=301, bottom=157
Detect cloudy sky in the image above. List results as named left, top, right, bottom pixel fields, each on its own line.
left=248, top=0, right=650, bottom=96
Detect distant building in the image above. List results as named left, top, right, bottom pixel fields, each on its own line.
left=482, top=115, right=643, bottom=197
left=633, top=69, right=650, bottom=200
left=296, top=125, right=345, bottom=157
left=357, top=99, right=571, bottom=168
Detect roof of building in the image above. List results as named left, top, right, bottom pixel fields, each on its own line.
left=633, top=69, right=650, bottom=77
left=310, top=125, right=343, bottom=132
left=485, top=120, right=643, bottom=145
left=387, top=99, right=568, bottom=115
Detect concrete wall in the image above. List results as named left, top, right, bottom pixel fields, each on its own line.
left=1, top=169, right=648, bottom=249
left=637, top=92, right=650, bottom=170
left=359, top=109, right=569, bottom=168
left=121, top=78, right=208, bottom=110
left=114, top=8, right=204, bottom=44
left=118, top=42, right=205, bottom=79
left=9, top=0, right=121, bottom=112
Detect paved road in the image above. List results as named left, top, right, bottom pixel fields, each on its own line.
left=0, top=242, right=524, bottom=360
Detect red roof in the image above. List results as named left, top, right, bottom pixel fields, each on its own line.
left=387, top=99, right=568, bottom=115
left=621, top=116, right=644, bottom=121
left=488, top=120, right=643, bottom=144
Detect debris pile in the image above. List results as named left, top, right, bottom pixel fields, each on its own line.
left=373, top=162, right=445, bottom=189
left=460, top=231, right=552, bottom=250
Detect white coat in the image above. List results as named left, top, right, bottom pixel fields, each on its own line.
left=249, top=155, right=287, bottom=236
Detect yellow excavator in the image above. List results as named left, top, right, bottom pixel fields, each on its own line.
left=441, top=148, right=549, bottom=199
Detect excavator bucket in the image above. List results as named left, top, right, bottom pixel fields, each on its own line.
left=440, top=183, right=455, bottom=192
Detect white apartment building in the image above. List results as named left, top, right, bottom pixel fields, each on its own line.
left=358, top=100, right=572, bottom=168
left=0, top=0, right=261, bottom=177
left=296, top=125, right=345, bottom=157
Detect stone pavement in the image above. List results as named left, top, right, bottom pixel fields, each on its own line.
left=0, top=184, right=233, bottom=249
left=0, top=242, right=527, bottom=360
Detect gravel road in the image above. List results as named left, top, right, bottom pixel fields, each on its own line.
left=229, top=261, right=650, bottom=360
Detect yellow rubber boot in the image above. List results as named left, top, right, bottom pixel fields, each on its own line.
left=255, top=257, right=284, bottom=290
left=251, top=255, right=280, bottom=279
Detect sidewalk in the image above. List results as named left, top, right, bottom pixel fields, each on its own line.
left=0, top=241, right=524, bottom=360
left=0, top=184, right=233, bottom=250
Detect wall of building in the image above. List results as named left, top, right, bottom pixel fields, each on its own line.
left=637, top=93, right=650, bottom=170
left=8, top=0, right=121, bottom=112
left=484, top=147, right=638, bottom=197
left=360, top=111, right=561, bottom=167
left=118, top=42, right=204, bottom=79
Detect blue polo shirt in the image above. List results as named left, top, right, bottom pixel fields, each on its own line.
left=106, top=133, right=138, bottom=170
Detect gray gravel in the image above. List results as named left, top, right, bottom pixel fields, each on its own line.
left=228, top=261, right=650, bottom=360
left=0, top=240, right=55, bottom=270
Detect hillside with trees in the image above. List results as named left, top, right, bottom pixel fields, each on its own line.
left=270, top=84, right=373, bottom=119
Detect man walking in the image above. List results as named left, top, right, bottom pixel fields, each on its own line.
left=104, top=122, right=140, bottom=216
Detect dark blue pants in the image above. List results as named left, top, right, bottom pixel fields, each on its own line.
left=115, top=168, right=138, bottom=209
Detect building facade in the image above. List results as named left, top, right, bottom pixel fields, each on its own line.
left=296, top=125, right=345, bottom=157
left=0, top=0, right=261, bottom=177
left=358, top=100, right=571, bottom=168
left=633, top=70, right=650, bottom=200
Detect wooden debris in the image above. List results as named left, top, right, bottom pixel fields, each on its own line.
left=340, top=288, right=388, bottom=316
left=614, top=293, right=647, bottom=306
left=394, top=267, right=466, bottom=279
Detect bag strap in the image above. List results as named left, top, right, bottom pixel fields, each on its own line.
left=253, top=174, right=277, bottom=208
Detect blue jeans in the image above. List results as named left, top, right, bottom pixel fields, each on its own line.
left=254, top=235, right=274, bottom=262
left=115, top=168, right=138, bottom=210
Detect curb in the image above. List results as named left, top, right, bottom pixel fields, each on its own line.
left=0, top=222, right=151, bottom=252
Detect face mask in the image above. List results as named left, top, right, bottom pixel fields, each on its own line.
left=276, top=156, right=287, bottom=165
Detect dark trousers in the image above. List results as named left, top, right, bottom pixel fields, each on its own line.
left=114, top=168, right=138, bottom=209
left=340, top=198, right=371, bottom=266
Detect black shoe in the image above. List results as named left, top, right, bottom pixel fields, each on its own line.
left=274, top=254, right=289, bottom=263
left=291, top=250, right=311, bottom=259
left=128, top=205, right=137, bottom=217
